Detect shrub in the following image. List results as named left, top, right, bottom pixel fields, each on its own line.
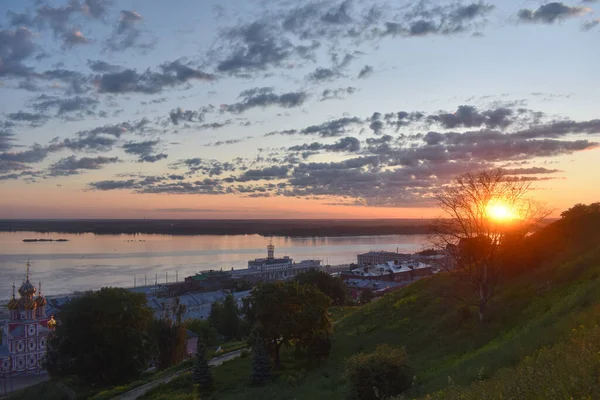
left=345, top=344, right=412, bottom=400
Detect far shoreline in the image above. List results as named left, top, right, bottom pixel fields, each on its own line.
left=0, top=219, right=433, bottom=237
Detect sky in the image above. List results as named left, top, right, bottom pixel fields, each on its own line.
left=0, top=0, right=598, bottom=219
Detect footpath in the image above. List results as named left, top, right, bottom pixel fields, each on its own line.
left=110, top=349, right=245, bottom=400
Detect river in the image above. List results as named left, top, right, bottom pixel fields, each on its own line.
left=0, top=231, right=430, bottom=297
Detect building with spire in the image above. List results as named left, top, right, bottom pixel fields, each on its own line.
left=1, top=262, right=54, bottom=376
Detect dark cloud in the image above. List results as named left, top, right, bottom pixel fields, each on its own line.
left=222, top=87, right=307, bottom=113
left=307, top=67, right=339, bottom=82
left=581, top=18, right=600, bottom=31
left=35, top=0, right=81, bottom=37
left=216, top=19, right=293, bottom=74
left=320, top=87, right=357, bottom=101
left=0, top=144, right=52, bottom=164
left=62, top=29, right=89, bottom=47
left=289, top=137, right=360, bottom=153
left=0, top=129, right=15, bottom=151
left=83, top=0, right=111, bottom=19
left=518, top=3, right=590, bottom=23
left=169, top=107, right=205, bottom=125
left=512, top=119, right=600, bottom=139
left=96, top=60, right=215, bottom=94
left=236, top=165, right=290, bottom=182
left=30, top=95, right=99, bottom=116
left=42, top=68, right=91, bottom=95
left=290, top=117, right=363, bottom=137
left=48, top=155, right=119, bottom=176
left=357, top=65, right=373, bottom=79
left=87, top=59, right=122, bottom=73
left=501, top=167, right=561, bottom=175
left=105, top=10, right=155, bottom=52
left=6, top=111, right=48, bottom=126
left=174, top=158, right=238, bottom=176
left=0, top=159, right=31, bottom=173
left=383, top=2, right=495, bottom=37
left=427, top=105, right=514, bottom=129
left=89, top=179, right=138, bottom=190
left=0, top=27, right=36, bottom=77
left=122, top=140, right=167, bottom=163
left=204, top=139, right=243, bottom=147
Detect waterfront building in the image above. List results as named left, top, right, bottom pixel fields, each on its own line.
left=357, top=251, right=409, bottom=266
left=0, top=263, right=55, bottom=377
left=342, top=260, right=433, bottom=283
left=231, top=243, right=322, bottom=281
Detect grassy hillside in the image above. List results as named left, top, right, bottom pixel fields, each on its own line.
left=141, top=213, right=600, bottom=399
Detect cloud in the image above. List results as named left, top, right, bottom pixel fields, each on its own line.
left=289, top=137, right=360, bottom=153
left=236, top=165, right=290, bottom=182
left=582, top=18, right=600, bottom=31
left=518, top=3, right=591, bottom=23
left=307, top=67, right=340, bottom=82
left=320, top=87, right=357, bottom=101
left=122, top=140, right=167, bottom=163
left=287, top=117, right=364, bottom=137
left=42, top=68, right=91, bottom=95
left=204, top=139, right=243, bottom=147
left=169, top=107, right=207, bottom=125
left=0, top=28, right=36, bottom=77
left=427, top=105, right=514, bottom=129
left=96, top=60, right=215, bottom=94
left=30, top=95, right=99, bottom=116
left=357, top=65, right=373, bottom=79
left=83, top=0, right=111, bottom=19
left=221, top=87, right=307, bottom=113
left=105, top=10, right=155, bottom=52
left=501, top=167, right=561, bottom=175
left=48, top=155, right=119, bottom=176
left=383, top=2, right=495, bottom=37
left=6, top=111, right=48, bottom=126
left=216, top=20, right=294, bottom=74
left=512, top=119, right=600, bottom=139
left=0, top=129, right=16, bottom=151
left=62, top=29, right=89, bottom=47
left=174, top=158, right=238, bottom=176
left=87, top=59, right=122, bottom=73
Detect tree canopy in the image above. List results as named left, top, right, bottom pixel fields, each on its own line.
left=295, top=269, right=347, bottom=306
left=245, top=281, right=332, bottom=367
left=45, top=287, right=154, bottom=385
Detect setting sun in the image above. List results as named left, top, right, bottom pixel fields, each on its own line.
left=486, top=201, right=517, bottom=222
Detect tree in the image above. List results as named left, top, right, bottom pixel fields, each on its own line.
left=245, top=282, right=332, bottom=367
left=153, top=297, right=187, bottom=369
left=250, top=334, right=271, bottom=386
left=358, top=288, right=374, bottom=305
left=153, top=319, right=187, bottom=369
left=208, top=301, right=222, bottom=330
left=45, top=287, right=153, bottom=385
left=186, top=319, right=218, bottom=347
left=431, top=169, right=548, bottom=323
left=208, top=295, right=245, bottom=340
left=345, top=344, right=412, bottom=400
left=295, top=269, right=347, bottom=306
left=192, top=336, right=213, bottom=390
left=221, top=294, right=240, bottom=340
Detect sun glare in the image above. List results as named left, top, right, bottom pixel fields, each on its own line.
left=486, top=201, right=516, bottom=222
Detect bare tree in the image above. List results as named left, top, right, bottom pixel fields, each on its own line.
left=431, top=169, right=549, bottom=323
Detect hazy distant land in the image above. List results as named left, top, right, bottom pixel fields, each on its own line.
left=0, top=219, right=433, bottom=237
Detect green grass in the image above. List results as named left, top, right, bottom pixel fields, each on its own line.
left=140, top=242, right=600, bottom=400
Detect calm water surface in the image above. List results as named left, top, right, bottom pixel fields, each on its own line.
left=0, top=232, right=429, bottom=297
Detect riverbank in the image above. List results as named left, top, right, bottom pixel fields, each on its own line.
left=0, top=219, right=432, bottom=237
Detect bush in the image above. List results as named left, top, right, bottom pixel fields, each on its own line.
left=345, top=344, right=412, bottom=400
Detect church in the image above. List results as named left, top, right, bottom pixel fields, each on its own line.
left=0, top=263, right=56, bottom=376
